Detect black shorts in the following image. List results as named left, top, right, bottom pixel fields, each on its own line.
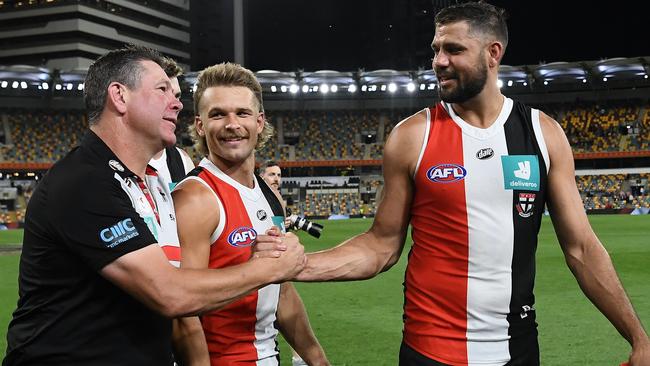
left=398, top=335, right=539, bottom=366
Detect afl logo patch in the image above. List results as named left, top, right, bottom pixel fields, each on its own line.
left=476, top=148, right=494, bottom=160
left=257, top=210, right=268, bottom=221
left=108, top=159, right=125, bottom=172
left=227, top=227, right=257, bottom=247
left=426, top=163, right=467, bottom=183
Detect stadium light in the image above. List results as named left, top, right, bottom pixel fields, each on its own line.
left=369, top=85, right=377, bottom=92
left=380, top=84, right=387, bottom=91
left=280, top=85, right=288, bottom=93
left=602, top=77, right=608, bottom=82
left=523, top=81, right=528, bottom=86
left=388, top=83, right=397, bottom=93
left=320, top=84, right=329, bottom=94
left=507, top=80, right=513, bottom=87
left=543, top=80, right=549, bottom=85
left=361, top=85, right=367, bottom=92
left=406, top=82, right=415, bottom=92
left=582, top=78, right=587, bottom=83
left=645, top=74, right=649, bottom=79
left=302, top=85, right=309, bottom=93
left=1, top=81, right=8, bottom=88
left=270, top=85, right=277, bottom=92
left=289, top=84, right=299, bottom=94
left=20, top=82, right=27, bottom=89
left=192, top=84, right=197, bottom=92
left=55, top=84, right=62, bottom=90
left=12, top=81, right=19, bottom=89
left=41, top=82, right=49, bottom=90
left=331, top=84, right=338, bottom=93
left=77, top=83, right=84, bottom=91
left=348, top=84, right=357, bottom=93
left=419, top=83, right=426, bottom=90
left=428, top=83, right=435, bottom=90
left=66, top=83, right=73, bottom=90
left=496, top=79, right=503, bottom=88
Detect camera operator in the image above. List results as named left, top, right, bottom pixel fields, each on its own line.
left=258, top=160, right=292, bottom=230
left=258, top=160, right=322, bottom=366
left=259, top=161, right=323, bottom=239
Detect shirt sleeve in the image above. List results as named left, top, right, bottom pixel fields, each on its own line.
left=50, top=170, right=158, bottom=271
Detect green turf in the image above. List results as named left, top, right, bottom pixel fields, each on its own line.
left=0, top=230, right=22, bottom=245
left=0, top=254, right=19, bottom=358
left=1, top=216, right=648, bottom=365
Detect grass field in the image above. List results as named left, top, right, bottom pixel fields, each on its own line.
left=1, top=215, right=648, bottom=365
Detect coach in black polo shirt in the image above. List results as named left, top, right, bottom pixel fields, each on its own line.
left=3, top=46, right=306, bottom=366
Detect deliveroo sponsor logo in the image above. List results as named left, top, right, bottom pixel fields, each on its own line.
left=501, top=155, right=540, bottom=191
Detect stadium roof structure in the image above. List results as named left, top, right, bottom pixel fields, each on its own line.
left=1, top=56, right=649, bottom=109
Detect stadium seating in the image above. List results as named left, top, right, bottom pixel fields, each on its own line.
left=0, top=104, right=649, bottom=223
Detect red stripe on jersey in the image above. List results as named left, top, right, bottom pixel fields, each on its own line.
left=160, top=245, right=180, bottom=262
left=405, top=104, right=470, bottom=364
left=195, top=169, right=260, bottom=364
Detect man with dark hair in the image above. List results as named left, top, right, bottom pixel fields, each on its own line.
left=173, top=62, right=329, bottom=366
left=273, top=2, right=650, bottom=365
left=259, top=160, right=282, bottom=192
left=258, top=160, right=309, bottom=366
left=3, top=46, right=305, bottom=365
left=149, top=57, right=195, bottom=205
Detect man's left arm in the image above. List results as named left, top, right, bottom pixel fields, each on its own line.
left=541, top=112, right=649, bottom=365
left=276, top=282, right=329, bottom=366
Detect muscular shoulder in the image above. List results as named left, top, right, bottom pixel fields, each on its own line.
left=173, top=178, right=217, bottom=210
left=385, top=109, right=428, bottom=175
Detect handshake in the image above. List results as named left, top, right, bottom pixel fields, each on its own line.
left=251, top=227, right=307, bottom=282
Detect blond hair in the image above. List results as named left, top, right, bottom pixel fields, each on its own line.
left=191, top=62, right=273, bottom=156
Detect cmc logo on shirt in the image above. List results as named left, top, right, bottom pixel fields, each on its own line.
left=227, top=227, right=258, bottom=247
left=99, top=218, right=139, bottom=248
left=426, top=163, right=467, bottom=183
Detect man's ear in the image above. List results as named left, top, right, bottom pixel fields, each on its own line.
left=195, top=115, right=205, bottom=136
left=107, top=82, right=128, bottom=114
left=257, top=112, right=265, bottom=134
left=487, top=41, right=505, bottom=68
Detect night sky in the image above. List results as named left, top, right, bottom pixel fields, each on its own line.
left=244, top=1, right=650, bottom=72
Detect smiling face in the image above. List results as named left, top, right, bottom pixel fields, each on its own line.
left=195, top=85, right=264, bottom=168
left=125, top=60, right=183, bottom=149
left=432, top=21, right=490, bottom=104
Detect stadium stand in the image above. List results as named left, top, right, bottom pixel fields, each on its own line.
left=1, top=99, right=650, bottom=224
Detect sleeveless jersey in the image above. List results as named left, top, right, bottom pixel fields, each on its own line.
left=405, top=98, right=549, bottom=365
left=132, top=166, right=181, bottom=267
left=181, top=158, right=281, bottom=366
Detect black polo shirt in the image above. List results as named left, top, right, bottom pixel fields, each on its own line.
left=3, top=132, right=173, bottom=366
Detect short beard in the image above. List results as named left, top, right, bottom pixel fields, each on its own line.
left=438, top=60, right=488, bottom=104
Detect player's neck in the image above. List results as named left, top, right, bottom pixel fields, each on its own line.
left=450, top=89, right=504, bottom=129
left=208, top=153, right=257, bottom=188
left=152, top=149, right=165, bottom=161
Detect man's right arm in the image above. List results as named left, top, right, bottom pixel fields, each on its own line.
left=295, top=111, right=426, bottom=281
left=100, top=237, right=303, bottom=317
left=99, top=179, right=305, bottom=318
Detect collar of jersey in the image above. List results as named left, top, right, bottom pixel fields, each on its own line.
left=82, top=131, right=140, bottom=179
left=442, top=96, right=513, bottom=140
left=198, top=157, right=262, bottom=201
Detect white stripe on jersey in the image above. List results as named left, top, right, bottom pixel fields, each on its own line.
left=448, top=97, right=515, bottom=364
left=413, top=107, right=432, bottom=180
